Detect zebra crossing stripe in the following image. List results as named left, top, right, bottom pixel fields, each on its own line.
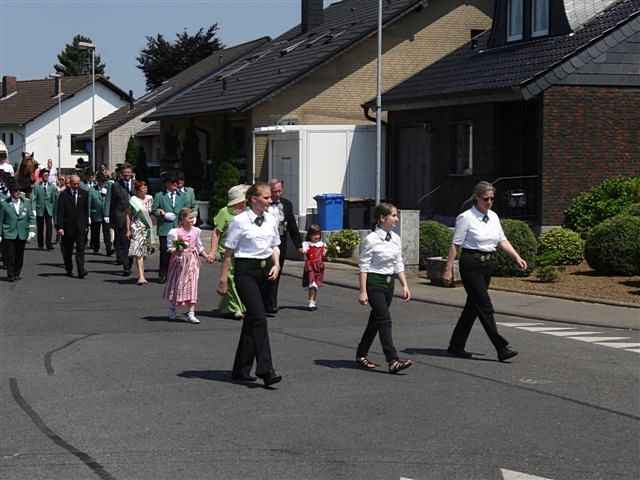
left=497, top=322, right=544, bottom=327
left=540, top=331, right=602, bottom=337
left=625, top=348, right=640, bottom=353
left=516, top=327, right=574, bottom=332
left=593, top=342, right=640, bottom=349
left=570, top=336, right=630, bottom=343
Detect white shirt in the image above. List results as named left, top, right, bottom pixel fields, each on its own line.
left=48, top=167, right=57, bottom=185
left=224, top=208, right=281, bottom=259
left=268, top=202, right=285, bottom=236
left=452, top=206, right=506, bottom=252
left=0, top=162, right=14, bottom=176
left=11, top=197, right=21, bottom=214
left=359, top=228, right=404, bottom=275
left=302, top=240, right=325, bottom=253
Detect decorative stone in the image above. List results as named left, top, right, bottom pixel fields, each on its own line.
left=425, top=256, right=461, bottom=287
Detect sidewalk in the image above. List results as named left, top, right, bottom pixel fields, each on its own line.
left=283, top=260, right=640, bottom=331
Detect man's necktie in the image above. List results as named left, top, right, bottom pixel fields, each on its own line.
left=385, top=232, right=391, bottom=242
left=43, top=184, right=47, bottom=193
left=170, top=192, right=175, bottom=208
left=482, top=214, right=489, bottom=223
left=73, top=190, right=78, bottom=206
left=255, top=215, right=265, bottom=227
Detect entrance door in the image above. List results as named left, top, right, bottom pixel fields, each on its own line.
left=394, top=125, right=431, bottom=213
left=270, top=137, right=300, bottom=215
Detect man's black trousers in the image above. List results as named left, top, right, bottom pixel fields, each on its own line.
left=61, top=232, right=86, bottom=275
left=113, top=219, right=131, bottom=270
left=90, top=221, right=112, bottom=253
left=3, top=239, right=26, bottom=279
left=233, top=260, right=275, bottom=378
left=449, top=252, right=508, bottom=352
left=36, top=214, right=53, bottom=249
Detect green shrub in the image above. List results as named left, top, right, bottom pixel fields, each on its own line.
left=535, top=265, right=564, bottom=283
left=564, top=176, right=640, bottom=236
left=624, top=203, right=640, bottom=217
left=327, top=229, right=360, bottom=258
left=584, top=215, right=640, bottom=276
left=494, top=219, right=537, bottom=277
left=538, top=228, right=584, bottom=265
left=208, top=161, right=240, bottom=225
left=419, top=221, right=452, bottom=267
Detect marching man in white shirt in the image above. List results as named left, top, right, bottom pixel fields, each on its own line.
left=217, top=182, right=283, bottom=387
left=356, top=202, right=413, bottom=374
left=443, top=181, right=528, bottom=362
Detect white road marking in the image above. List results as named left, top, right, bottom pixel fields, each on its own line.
left=516, top=327, right=574, bottom=332
left=501, top=468, right=554, bottom=479
left=497, top=322, right=544, bottom=327
left=540, top=330, right=602, bottom=336
left=625, top=348, right=640, bottom=353
left=593, top=342, right=640, bottom=349
left=570, top=336, right=630, bottom=343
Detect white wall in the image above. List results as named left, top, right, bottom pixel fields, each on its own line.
left=24, top=83, right=126, bottom=171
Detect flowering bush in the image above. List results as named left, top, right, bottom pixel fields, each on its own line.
left=326, top=229, right=360, bottom=258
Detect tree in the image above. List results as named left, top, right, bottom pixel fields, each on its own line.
left=55, top=35, right=106, bottom=76
left=136, top=25, right=224, bottom=91
left=124, top=137, right=148, bottom=181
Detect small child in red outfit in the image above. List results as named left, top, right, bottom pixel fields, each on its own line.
left=302, top=224, right=327, bottom=311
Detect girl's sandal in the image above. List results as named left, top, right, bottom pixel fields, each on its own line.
left=356, top=356, right=378, bottom=369
left=388, top=359, right=413, bottom=374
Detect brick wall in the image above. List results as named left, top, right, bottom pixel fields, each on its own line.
left=542, top=86, right=640, bottom=225
left=251, top=0, right=493, bottom=179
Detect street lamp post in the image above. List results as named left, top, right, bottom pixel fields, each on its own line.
left=49, top=73, right=63, bottom=175
left=78, top=41, right=96, bottom=172
left=375, top=0, right=382, bottom=204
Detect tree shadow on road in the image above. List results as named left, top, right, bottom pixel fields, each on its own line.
left=279, top=306, right=312, bottom=312
left=38, top=262, right=65, bottom=268
left=314, top=359, right=392, bottom=374
left=103, top=278, right=144, bottom=285
left=142, top=315, right=188, bottom=323
left=177, top=370, right=264, bottom=389
left=402, top=348, right=495, bottom=362
left=38, top=272, right=71, bottom=278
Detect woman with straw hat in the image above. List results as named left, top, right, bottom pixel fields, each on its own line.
left=210, top=184, right=249, bottom=319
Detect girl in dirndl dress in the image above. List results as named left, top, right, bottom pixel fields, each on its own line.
left=163, top=208, right=213, bottom=324
left=302, top=224, right=326, bottom=311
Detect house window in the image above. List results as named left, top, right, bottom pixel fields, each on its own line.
left=1, top=133, right=5, bottom=143
left=451, top=122, right=473, bottom=175
left=532, top=0, right=549, bottom=37
left=9, top=133, right=14, bottom=145
left=507, top=0, right=524, bottom=42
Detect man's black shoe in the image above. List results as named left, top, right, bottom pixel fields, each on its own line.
left=123, top=269, right=131, bottom=277
left=447, top=347, right=472, bottom=359
left=66, top=271, right=73, bottom=277
left=158, top=276, right=167, bottom=284
left=105, top=249, right=114, bottom=256
left=78, top=271, right=88, bottom=279
left=7, top=276, right=15, bottom=282
left=498, top=346, right=518, bottom=362
left=259, top=373, right=282, bottom=387
left=231, top=374, right=257, bottom=382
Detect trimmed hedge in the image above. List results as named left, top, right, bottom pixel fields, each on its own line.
left=563, top=176, right=640, bottom=236
left=584, top=215, right=640, bottom=276
left=419, top=221, right=452, bottom=267
left=494, top=219, right=537, bottom=277
left=538, top=227, right=584, bottom=266
left=624, top=203, right=640, bottom=217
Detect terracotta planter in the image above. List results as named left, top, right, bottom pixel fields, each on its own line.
left=425, top=256, right=460, bottom=287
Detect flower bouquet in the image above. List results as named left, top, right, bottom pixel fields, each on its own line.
left=173, top=237, right=189, bottom=251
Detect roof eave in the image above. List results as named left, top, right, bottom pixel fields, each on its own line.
left=382, top=87, right=524, bottom=111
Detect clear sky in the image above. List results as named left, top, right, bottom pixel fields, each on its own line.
left=0, top=0, right=326, bottom=97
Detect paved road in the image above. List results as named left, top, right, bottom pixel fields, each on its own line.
left=1, top=248, right=638, bottom=480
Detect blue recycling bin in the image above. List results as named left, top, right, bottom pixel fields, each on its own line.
left=314, top=193, right=344, bottom=230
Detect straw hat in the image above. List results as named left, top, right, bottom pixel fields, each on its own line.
left=227, top=184, right=249, bottom=206
left=0, top=140, right=7, bottom=155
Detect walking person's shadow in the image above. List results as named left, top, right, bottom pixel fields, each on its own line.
left=177, top=370, right=267, bottom=389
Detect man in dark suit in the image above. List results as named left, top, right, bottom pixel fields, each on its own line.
left=266, top=178, right=302, bottom=314
left=56, top=174, right=89, bottom=278
left=109, top=163, right=134, bottom=275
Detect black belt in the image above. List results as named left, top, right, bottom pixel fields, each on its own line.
left=461, top=249, right=495, bottom=262
left=234, top=257, right=273, bottom=273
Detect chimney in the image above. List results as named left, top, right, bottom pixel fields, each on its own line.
left=128, top=89, right=134, bottom=111
left=2, top=76, right=17, bottom=98
left=302, top=0, right=324, bottom=33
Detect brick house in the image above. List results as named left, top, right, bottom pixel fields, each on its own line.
left=144, top=0, right=493, bottom=207
left=377, top=0, right=640, bottom=228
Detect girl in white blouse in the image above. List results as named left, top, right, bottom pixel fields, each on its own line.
left=356, top=203, right=413, bottom=374
left=443, top=181, right=528, bottom=362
